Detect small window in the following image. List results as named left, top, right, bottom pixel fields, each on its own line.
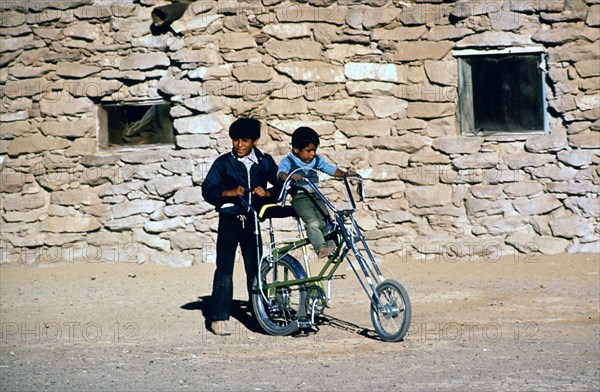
left=454, top=48, right=548, bottom=136
left=98, top=102, right=174, bottom=149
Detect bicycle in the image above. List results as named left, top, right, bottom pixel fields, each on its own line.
left=249, top=169, right=412, bottom=342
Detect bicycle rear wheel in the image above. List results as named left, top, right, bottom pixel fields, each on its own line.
left=252, top=255, right=307, bottom=336
left=370, top=279, right=411, bottom=342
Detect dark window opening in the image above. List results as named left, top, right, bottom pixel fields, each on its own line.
left=98, top=103, right=174, bottom=149
left=456, top=50, right=548, bottom=135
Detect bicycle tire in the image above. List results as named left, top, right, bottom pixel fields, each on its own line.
left=370, top=279, right=411, bottom=342
left=252, top=255, right=307, bottom=336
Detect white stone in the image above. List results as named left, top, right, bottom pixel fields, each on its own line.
left=345, top=63, right=407, bottom=83
left=174, top=113, right=232, bottom=135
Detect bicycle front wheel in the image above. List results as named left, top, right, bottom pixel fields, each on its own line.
left=252, top=255, right=307, bottom=336
left=370, top=279, right=411, bottom=342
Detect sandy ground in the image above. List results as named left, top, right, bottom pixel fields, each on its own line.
left=0, top=252, right=598, bottom=391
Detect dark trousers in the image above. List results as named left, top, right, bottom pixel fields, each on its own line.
left=210, top=213, right=261, bottom=322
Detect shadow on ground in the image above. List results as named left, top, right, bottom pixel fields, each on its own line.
left=181, top=296, right=263, bottom=334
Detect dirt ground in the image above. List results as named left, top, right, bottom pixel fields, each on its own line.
left=0, top=251, right=598, bottom=391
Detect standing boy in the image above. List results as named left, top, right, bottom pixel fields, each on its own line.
left=278, top=127, right=353, bottom=259
left=202, top=118, right=279, bottom=336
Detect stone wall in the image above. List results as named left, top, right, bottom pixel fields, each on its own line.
left=1, top=0, right=598, bottom=266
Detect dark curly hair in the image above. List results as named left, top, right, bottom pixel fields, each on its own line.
left=229, top=117, right=261, bottom=141
left=291, top=127, right=320, bottom=150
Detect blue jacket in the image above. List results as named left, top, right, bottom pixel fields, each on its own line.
left=201, top=148, right=280, bottom=215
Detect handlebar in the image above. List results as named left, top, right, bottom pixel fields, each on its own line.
left=278, top=168, right=365, bottom=215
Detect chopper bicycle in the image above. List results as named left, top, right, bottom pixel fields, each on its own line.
left=250, top=170, right=411, bottom=342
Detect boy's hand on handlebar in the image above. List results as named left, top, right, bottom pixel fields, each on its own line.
left=222, top=185, right=245, bottom=197
left=290, top=173, right=303, bottom=182
left=252, top=186, right=270, bottom=198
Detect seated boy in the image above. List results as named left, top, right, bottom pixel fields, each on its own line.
left=278, top=127, right=353, bottom=258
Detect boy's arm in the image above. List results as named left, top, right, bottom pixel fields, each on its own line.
left=201, top=161, right=226, bottom=207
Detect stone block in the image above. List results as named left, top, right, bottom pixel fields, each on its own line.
left=345, top=62, right=407, bottom=83
left=308, top=98, right=356, bottom=116
left=503, top=152, right=555, bottom=169
left=407, top=102, right=454, bottom=118
left=56, top=62, right=101, bottom=78
left=133, top=230, right=170, bottom=252
left=267, top=99, right=308, bottom=115
left=163, top=205, right=212, bottom=217
left=546, top=183, right=598, bottom=196
left=525, top=133, right=568, bottom=153
left=275, top=4, right=347, bottom=25
left=465, top=198, right=513, bottom=215
left=182, top=96, right=224, bottom=113
left=42, top=216, right=101, bottom=233
left=513, top=194, right=562, bottom=215
left=505, top=234, right=569, bottom=255
left=479, top=216, right=531, bottom=236
left=157, top=76, right=202, bottom=96
left=188, top=64, right=233, bottom=80
left=171, top=187, right=204, bottom=204
left=64, top=138, right=96, bottom=157
left=40, top=118, right=96, bottom=138
left=105, top=215, right=146, bottom=231
left=424, top=60, right=458, bottom=86
left=557, top=150, right=596, bottom=168
left=372, top=26, right=427, bottom=41
left=550, top=215, right=593, bottom=238
left=174, top=113, right=232, bottom=135
left=358, top=97, right=406, bottom=118
left=3, top=190, right=47, bottom=211
left=111, top=200, right=165, bottom=219
left=456, top=31, right=532, bottom=48
left=51, top=189, right=100, bottom=206
left=426, top=25, right=473, bottom=41
left=144, top=217, right=186, bottom=233
left=145, top=176, right=192, bottom=197
left=0, top=36, right=45, bottom=53
left=373, top=134, right=430, bottom=153
left=232, top=64, right=273, bottom=82
left=39, top=95, right=94, bottom=116
left=567, top=242, right=600, bottom=253
left=175, top=135, right=211, bottom=149
left=264, top=39, right=321, bottom=60
left=346, top=81, right=397, bottom=97
left=336, top=119, right=395, bottom=137
left=395, top=41, right=453, bottom=61
left=262, top=23, right=312, bottom=40
left=405, top=184, right=452, bottom=208
left=533, top=25, right=599, bottom=45
left=171, top=14, right=222, bottom=34
left=530, top=165, right=578, bottom=182
left=120, top=53, right=170, bottom=71
left=170, top=48, right=221, bottom=65
left=452, top=153, right=499, bottom=170
left=269, top=119, right=336, bottom=136
left=219, top=32, right=256, bottom=50
left=275, top=61, right=345, bottom=83
left=503, top=182, right=544, bottom=198
left=569, top=131, right=600, bottom=149
left=431, top=136, right=483, bottom=154
left=587, top=4, right=600, bottom=27
left=7, top=134, right=70, bottom=157
left=162, top=161, right=194, bottom=175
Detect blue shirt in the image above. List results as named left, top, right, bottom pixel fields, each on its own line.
left=278, top=152, right=337, bottom=191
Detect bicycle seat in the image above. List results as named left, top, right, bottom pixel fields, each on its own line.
left=258, top=204, right=298, bottom=222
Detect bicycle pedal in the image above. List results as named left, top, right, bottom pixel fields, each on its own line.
left=297, top=319, right=313, bottom=329
left=332, top=274, right=346, bottom=280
